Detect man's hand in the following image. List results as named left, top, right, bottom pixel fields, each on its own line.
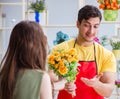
left=81, top=73, right=103, bottom=88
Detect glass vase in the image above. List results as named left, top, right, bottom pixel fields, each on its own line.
left=35, top=11, right=40, bottom=23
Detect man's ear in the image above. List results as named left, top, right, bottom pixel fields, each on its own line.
left=76, top=20, right=80, bottom=28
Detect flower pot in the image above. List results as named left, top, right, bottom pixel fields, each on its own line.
left=103, top=10, right=118, bottom=21
left=112, top=50, right=120, bottom=59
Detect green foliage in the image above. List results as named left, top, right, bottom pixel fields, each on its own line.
left=110, top=42, right=120, bottom=50
left=110, top=37, right=120, bottom=50
left=115, top=79, right=120, bottom=88
left=99, top=35, right=109, bottom=46
left=65, top=62, right=78, bottom=83
left=48, top=61, right=78, bottom=83
left=30, top=0, right=46, bottom=12
left=116, top=84, right=120, bottom=88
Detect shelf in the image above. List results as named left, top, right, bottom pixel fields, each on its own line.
left=42, top=25, right=76, bottom=28
left=0, top=2, right=26, bottom=6
left=0, top=27, right=12, bottom=30
left=0, top=25, right=76, bottom=30
left=1, top=22, right=120, bottom=30
left=101, top=21, right=120, bottom=24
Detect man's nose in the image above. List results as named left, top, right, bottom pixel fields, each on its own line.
left=88, top=27, right=94, bottom=34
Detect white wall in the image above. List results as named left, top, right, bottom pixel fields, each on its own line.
left=44, top=0, right=79, bottom=49
left=0, top=0, right=119, bottom=52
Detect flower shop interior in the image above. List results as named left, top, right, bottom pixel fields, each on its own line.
left=0, top=0, right=120, bottom=99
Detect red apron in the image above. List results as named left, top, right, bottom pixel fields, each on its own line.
left=57, top=42, right=104, bottom=99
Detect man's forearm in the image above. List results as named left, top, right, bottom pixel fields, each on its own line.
left=94, top=82, right=114, bottom=98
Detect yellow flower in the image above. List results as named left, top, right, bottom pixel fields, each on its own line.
left=53, top=51, right=60, bottom=56
left=67, top=56, right=73, bottom=62
left=68, top=48, right=77, bottom=55
left=58, top=66, right=68, bottom=75
left=55, top=56, right=61, bottom=62
left=59, top=60, right=64, bottom=66
left=48, top=55, right=55, bottom=65
left=54, top=64, right=59, bottom=69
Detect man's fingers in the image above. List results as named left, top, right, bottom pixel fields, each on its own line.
left=96, top=73, right=103, bottom=79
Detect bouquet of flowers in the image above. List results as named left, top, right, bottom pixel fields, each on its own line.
left=48, top=48, right=79, bottom=82
left=97, top=0, right=120, bottom=10
left=48, top=48, right=79, bottom=96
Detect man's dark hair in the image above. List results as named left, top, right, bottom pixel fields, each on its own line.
left=78, top=5, right=102, bottom=23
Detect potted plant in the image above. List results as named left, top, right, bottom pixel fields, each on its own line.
left=30, top=0, right=46, bottom=12
left=53, top=31, right=70, bottom=45
left=110, top=36, right=120, bottom=59
left=115, top=79, right=120, bottom=95
left=97, top=0, right=120, bottom=21
left=29, top=0, right=46, bottom=23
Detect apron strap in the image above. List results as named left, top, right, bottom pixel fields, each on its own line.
left=74, top=39, right=98, bottom=74
left=93, top=42, right=98, bottom=75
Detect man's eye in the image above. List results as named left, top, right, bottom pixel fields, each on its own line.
left=94, top=25, right=99, bottom=28
left=84, top=24, right=90, bottom=27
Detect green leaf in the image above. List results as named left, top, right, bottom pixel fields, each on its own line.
left=29, top=0, right=46, bottom=12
